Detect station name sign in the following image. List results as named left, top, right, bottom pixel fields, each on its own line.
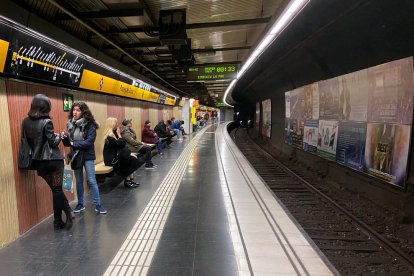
left=187, top=65, right=237, bottom=81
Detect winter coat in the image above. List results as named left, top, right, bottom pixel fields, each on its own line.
left=121, top=126, right=144, bottom=154
left=142, top=125, right=157, bottom=144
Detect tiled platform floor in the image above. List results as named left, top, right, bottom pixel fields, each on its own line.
left=0, top=123, right=338, bottom=276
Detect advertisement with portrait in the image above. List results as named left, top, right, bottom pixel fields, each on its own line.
left=367, top=57, right=414, bottom=124
left=284, top=118, right=293, bottom=145
left=303, top=120, right=319, bottom=153
left=304, top=83, right=319, bottom=119
left=339, top=70, right=369, bottom=122
left=262, top=99, right=272, bottom=138
left=290, top=87, right=305, bottom=120
left=291, top=118, right=304, bottom=149
left=364, top=123, right=411, bottom=186
left=255, top=102, right=260, bottom=131
left=319, top=78, right=340, bottom=120
left=317, top=120, right=339, bottom=160
left=285, top=92, right=290, bottom=118
left=336, top=122, right=367, bottom=171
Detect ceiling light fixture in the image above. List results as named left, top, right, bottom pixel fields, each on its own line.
left=223, top=0, right=310, bottom=107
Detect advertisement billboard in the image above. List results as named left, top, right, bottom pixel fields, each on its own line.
left=336, top=122, right=367, bottom=171
left=317, top=120, right=339, bottom=160
left=364, top=123, right=411, bottom=186
left=262, top=99, right=271, bottom=138
left=303, top=119, right=319, bottom=153
left=367, top=57, right=414, bottom=124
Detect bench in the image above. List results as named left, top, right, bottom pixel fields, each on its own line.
left=95, top=162, right=113, bottom=174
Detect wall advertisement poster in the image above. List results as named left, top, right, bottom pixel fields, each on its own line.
left=364, top=123, right=411, bottom=186
left=303, top=119, right=319, bottom=153
left=336, top=122, right=367, bottom=171
left=262, top=99, right=271, bottom=138
left=283, top=57, right=413, bottom=187
left=317, top=120, right=339, bottom=160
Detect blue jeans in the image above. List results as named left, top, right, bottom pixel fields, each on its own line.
left=74, top=160, right=101, bottom=206
left=173, top=129, right=181, bottom=138
left=156, top=139, right=163, bottom=153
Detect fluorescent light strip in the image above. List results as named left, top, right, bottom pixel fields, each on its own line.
left=223, top=0, right=310, bottom=107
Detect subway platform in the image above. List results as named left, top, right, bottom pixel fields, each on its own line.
left=0, top=123, right=338, bottom=276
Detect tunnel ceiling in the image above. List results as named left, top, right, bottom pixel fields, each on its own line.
left=12, top=0, right=288, bottom=105
left=232, top=0, right=414, bottom=105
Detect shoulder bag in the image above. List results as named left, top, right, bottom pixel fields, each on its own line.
left=18, top=128, right=34, bottom=170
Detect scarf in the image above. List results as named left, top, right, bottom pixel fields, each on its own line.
left=68, top=118, right=88, bottom=141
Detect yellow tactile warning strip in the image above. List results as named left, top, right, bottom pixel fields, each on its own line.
left=104, top=126, right=210, bottom=276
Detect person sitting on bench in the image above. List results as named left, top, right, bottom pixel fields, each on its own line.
left=142, top=120, right=164, bottom=156
left=102, top=117, right=140, bottom=188
left=154, top=120, right=173, bottom=147
left=121, top=118, right=156, bottom=169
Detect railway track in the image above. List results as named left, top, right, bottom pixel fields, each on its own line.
left=231, top=127, right=414, bottom=275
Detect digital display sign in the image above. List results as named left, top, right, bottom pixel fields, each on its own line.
left=187, top=65, right=237, bottom=81
left=0, top=16, right=177, bottom=106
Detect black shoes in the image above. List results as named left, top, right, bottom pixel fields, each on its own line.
left=124, top=179, right=140, bottom=188
left=53, top=219, right=66, bottom=230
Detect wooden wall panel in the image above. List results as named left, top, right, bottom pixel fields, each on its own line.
left=149, top=106, right=158, bottom=127
left=163, top=107, right=172, bottom=121
left=173, top=107, right=181, bottom=120
left=141, top=102, right=149, bottom=132
left=86, top=93, right=107, bottom=163
left=158, top=108, right=163, bottom=123
left=125, top=99, right=142, bottom=140
left=6, top=80, right=38, bottom=234
left=107, top=96, right=125, bottom=122
left=0, top=79, right=19, bottom=248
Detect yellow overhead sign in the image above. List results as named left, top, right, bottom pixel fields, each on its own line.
left=79, top=69, right=175, bottom=105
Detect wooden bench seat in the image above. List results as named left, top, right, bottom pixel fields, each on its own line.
left=95, top=162, right=113, bottom=174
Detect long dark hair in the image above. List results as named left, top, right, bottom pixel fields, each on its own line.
left=28, top=94, right=51, bottom=119
left=69, top=101, right=99, bottom=129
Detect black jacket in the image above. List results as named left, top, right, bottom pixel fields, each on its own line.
left=22, top=117, right=64, bottom=161
left=154, top=122, right=172, bottom=138
left=103, top=134, right=129, bottom=166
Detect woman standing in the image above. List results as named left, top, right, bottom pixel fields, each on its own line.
left=62, top=102, right=107, bottom=214
left=102, top=117, right=141, bottom=188
left=22, top=94, right=72, bottom=230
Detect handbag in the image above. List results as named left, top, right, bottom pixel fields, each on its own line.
left=62, top=165, right=73, bottom=192
left=18, top=128, right=34, bottom=170
left=70, top=150, right=84, bottom=170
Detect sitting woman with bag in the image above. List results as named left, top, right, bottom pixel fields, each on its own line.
left=102, top=117, right=141, bottom=188
left=21, top=94, right=72, bottom=230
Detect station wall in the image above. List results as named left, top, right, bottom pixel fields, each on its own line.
left=0, top=77, right=175, bottom=248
